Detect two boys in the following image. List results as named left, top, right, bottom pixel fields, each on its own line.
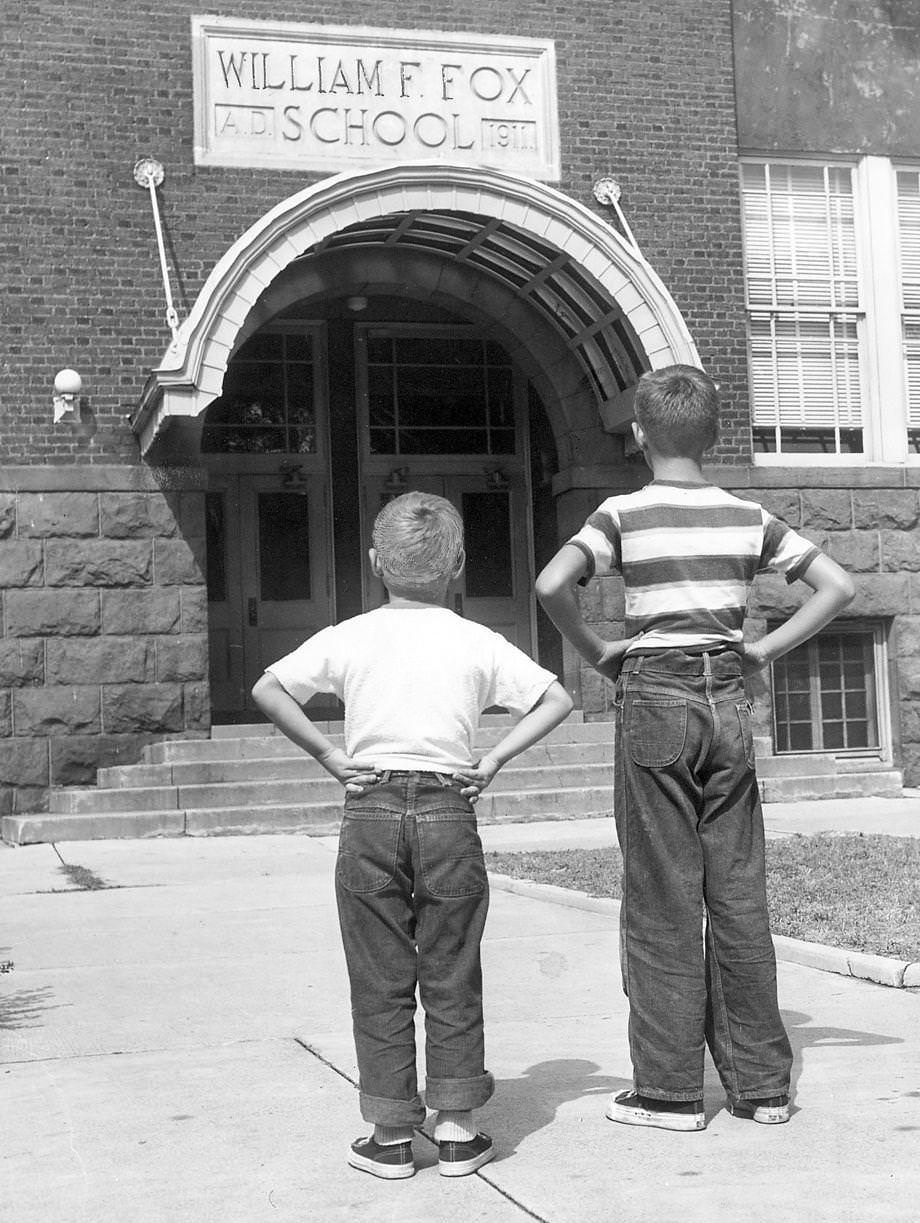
left=254, top=364, right=854, bottom=1171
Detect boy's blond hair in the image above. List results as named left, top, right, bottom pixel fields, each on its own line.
left=634, top=364, right=719, bottom=458
left=372, top=491, right=464, bottom=596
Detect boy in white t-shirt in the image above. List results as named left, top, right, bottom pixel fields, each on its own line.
left=252, top=491, right=572, bottom=1181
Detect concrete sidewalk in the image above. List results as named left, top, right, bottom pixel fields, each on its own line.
left=2, top=824, right=920, bottom=1223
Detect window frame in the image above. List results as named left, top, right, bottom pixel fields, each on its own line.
left=740, top=155, right=916, bottom=466
left=769, top=620, right=892, bottom=761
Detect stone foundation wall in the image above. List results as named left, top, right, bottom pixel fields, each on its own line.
left=0, top=466, right=209, bottom=815
left=555, top=467, right=920, bottom=785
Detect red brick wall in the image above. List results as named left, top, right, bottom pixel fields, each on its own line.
left=2, top=0, right=747, bottom=466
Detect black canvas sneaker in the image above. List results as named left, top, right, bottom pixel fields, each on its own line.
left=606, top=1091, right=706, bottom=1131
left=347, top=1135, right=415, bottom=1179
left=437, top=1131, right=495, bottom=1177
left=728, top=1094, right=790, bottom=1124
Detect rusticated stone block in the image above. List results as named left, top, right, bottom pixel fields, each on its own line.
left=50, top=734, right=149, bottom=786
left=102, top=683, right=183, bottom=733
left=5, top=589, right=100, bottom=636
left=899, top=742, right=920, bottom=788
left=18, top=493, right=99, bottom=537
left=810, top=531, right=880, bottom=573
left=156, top=635, right=209, bottom=683
left=0, top=691, right=10, bottom=737
left=46, top=638, right=154, bottom=685
left=580, top=666, right=612, bottom=716
left=800, top=489, right=852, bottom=531
left=897, top=658, right=920, bottom=699
left=0, top=494, right=16, bottom=538
left=742, top=489, right=800, bottom=527
left=183, top=681, right=211, bottom=729
left=5, top=786, right=49, bottom=815
left=576, top=581, right=603, bottom=621
left=45, top=540, right=153, bottom=587
left=13, top=686, right=101, bottom=735
left=0, top=542, right=44, bottom=587
left=895, top=616, right=920, bottom=658
left=600, top=576, right=626, bottom=620
left=748, top=574, right=807, bottom=619
left=0, top=738, right=50, bottom=786
left=101, top=589, right=180, bottom=635
left=853, top=490, right=919, bottom=530
left=155, top=538, right=206, bottom=585
left=0, top=640, right=44, bottom=686
left=897, top=699, right=920, bottom=742
left=880, top=531, right=920, bottom=572
left=848, top=573, right=910, bottom=617
left=100, top=492, right=179, bottom=539
left=180, top=586, right=209, bottom=633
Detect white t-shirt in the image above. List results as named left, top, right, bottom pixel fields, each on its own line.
left=266, top=606, right=557, bottom=771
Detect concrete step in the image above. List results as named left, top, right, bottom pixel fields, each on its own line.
left=755, top=752, right=838, bottom=777
left=99, top=739, right=613, bottom=788
left=143, top=719, right=612, bottom=764
left=2, top=782, right=615, bottom=845
left=48, top=761, right=616, bottom=815
left=761, top=769, right=904, bottom=802
left=206, top=711, right=586, bottom=738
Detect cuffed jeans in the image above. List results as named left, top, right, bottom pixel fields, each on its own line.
left=614, top=650, right=793, bottom=1104
left=335, top=771, right=494, bottom=1127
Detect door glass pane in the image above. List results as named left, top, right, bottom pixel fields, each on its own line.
left=258, top=493, right=311, bottom=601
left=463, top=493, right=513, bottom=598
left=205, top=492, right=227, bottom=603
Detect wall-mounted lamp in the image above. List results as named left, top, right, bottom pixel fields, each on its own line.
left=346, top=295, right=368, bottom=312
left=591, top=175, right=641, bottom=254
left=384, top=466, right=409, bottom=494
left=53, top=368, right=83, bottom=423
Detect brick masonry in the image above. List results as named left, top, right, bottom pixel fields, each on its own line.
left=0, top=467, right=209, bottom=815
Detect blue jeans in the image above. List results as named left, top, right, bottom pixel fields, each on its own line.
left=335, top=771, right=494, bottom=1126
left=613, top=650, right=793, bottom=1103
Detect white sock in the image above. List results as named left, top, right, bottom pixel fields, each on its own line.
left=434, top=1110, right=477, bottom=1143
left=373, top=1124, right=413, bottom=1146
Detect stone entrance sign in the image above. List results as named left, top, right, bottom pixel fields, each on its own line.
left=192, top=17, right=559, bottom=180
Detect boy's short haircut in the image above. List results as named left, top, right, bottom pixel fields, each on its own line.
left=372, top=491, right=464, bottom=593
left=634, top=364, right=720, bottom=458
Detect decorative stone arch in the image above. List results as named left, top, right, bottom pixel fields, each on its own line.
left=133, top=160, right=700, bottom=457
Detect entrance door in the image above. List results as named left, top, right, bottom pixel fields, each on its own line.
left=361, top=472, right=534, bottom=653
left=207, top=474, right=333, bottom=717
left=356, top=325, right=535, bottom=654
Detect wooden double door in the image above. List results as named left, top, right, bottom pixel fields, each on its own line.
left=204, top=324, right=537, bottom=720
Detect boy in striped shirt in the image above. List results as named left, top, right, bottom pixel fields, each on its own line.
left=536, top=365, right=854, bottom=1132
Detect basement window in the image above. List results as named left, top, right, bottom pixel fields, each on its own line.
left=770, top=623, right=888, bottom=756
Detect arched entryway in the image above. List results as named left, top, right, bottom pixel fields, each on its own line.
left=134, top=162, right=700, bottom=719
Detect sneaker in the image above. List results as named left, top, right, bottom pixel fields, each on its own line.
left=728, top=1095, right=790, bottom=1125
left=438, top=1131, right=495, bottom=1177
left=606, top=1091, right=706, bottom=1132
left=347, top=1136, right=415, bottom=1179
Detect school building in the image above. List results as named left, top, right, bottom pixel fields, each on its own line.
left=3, top=1, right=920, bottom=829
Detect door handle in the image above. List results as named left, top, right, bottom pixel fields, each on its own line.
left=248, top=597, right=258, bottom=626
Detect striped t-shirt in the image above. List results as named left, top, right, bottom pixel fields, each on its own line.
left=568, top=480, right=821, bottom=654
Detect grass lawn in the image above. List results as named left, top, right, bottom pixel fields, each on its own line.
left=486, top=834, right=920, bottom=961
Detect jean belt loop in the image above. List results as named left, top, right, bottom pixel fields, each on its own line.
left=633, top=653, right=644, bottom=673
left=702, top=652, right=713, bottom=677
left=379, top=769, right=392, bottom=783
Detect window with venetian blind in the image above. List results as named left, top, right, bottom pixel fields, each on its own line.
left=896, top=169, right=920, bottom=453
left=740, top=161, right=864, bottom=455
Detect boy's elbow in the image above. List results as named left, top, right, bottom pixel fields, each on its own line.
left=534, top=571, right=560, bottom=608
left=251, top=673, right=274, bottom=705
